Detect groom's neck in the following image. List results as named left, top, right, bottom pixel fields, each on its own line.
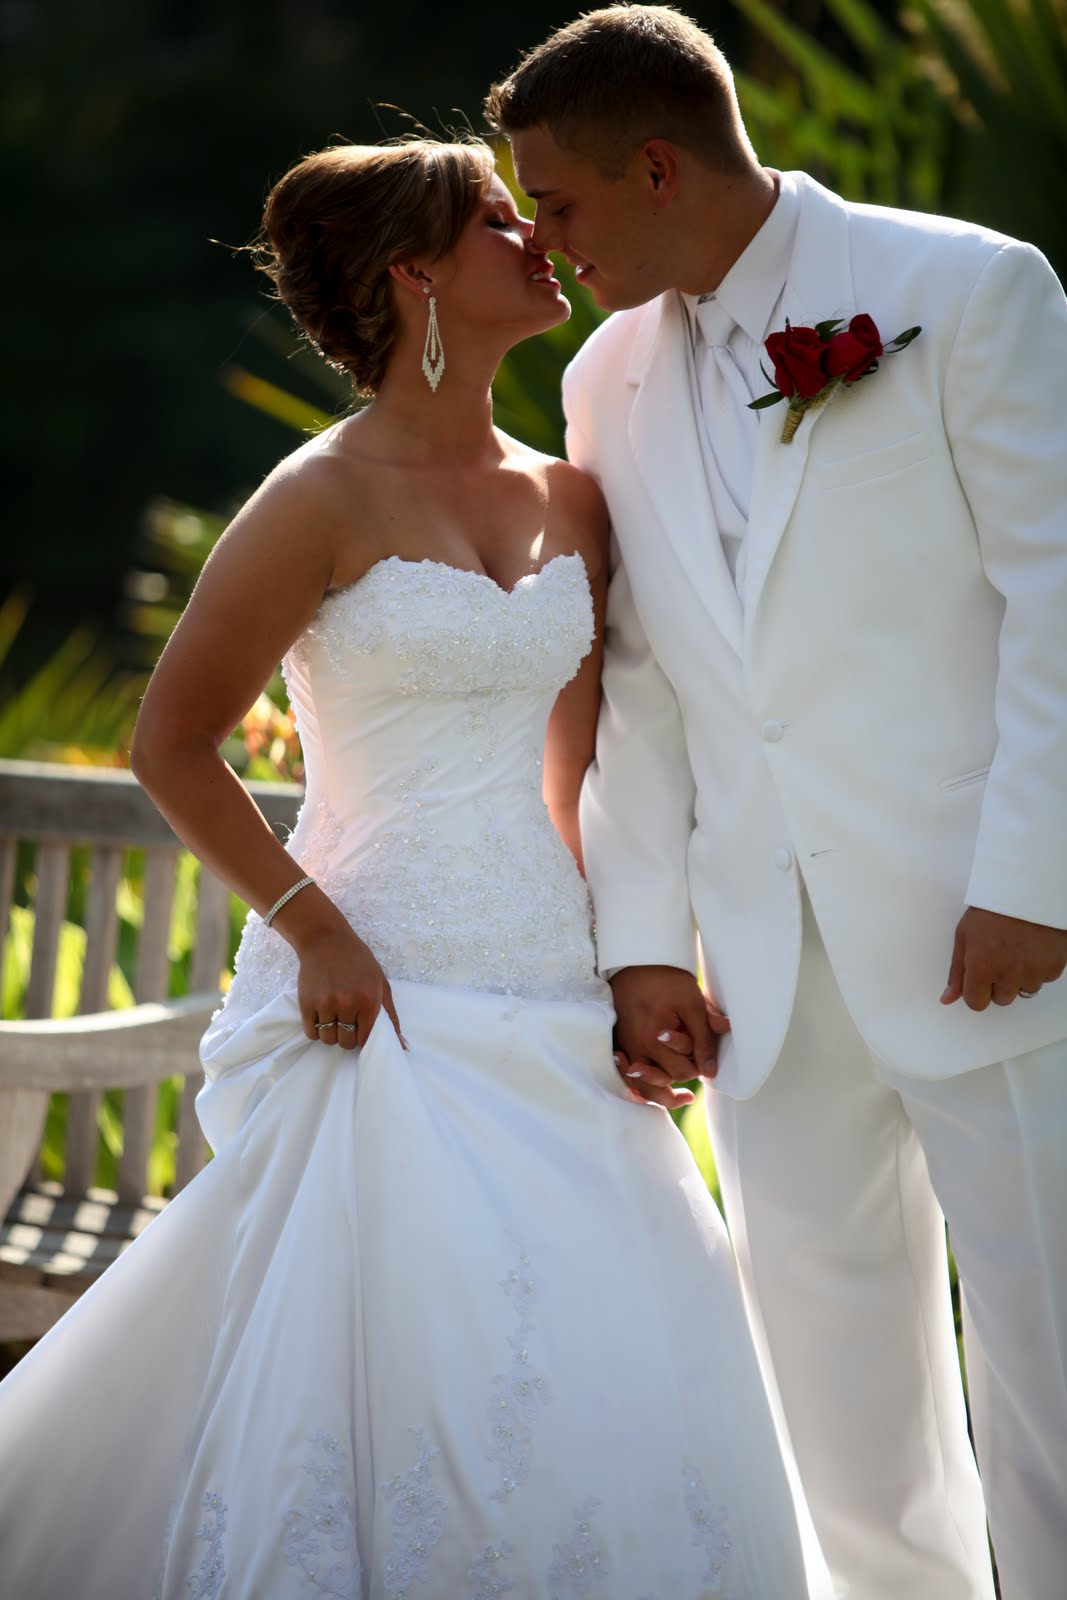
left=671, top=164, right=779, bottom=300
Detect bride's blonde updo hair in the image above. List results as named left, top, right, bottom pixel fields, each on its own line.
left=257, top=138, right=495, bottom=395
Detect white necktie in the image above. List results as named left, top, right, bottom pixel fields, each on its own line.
left=695, top=296, right=757, bottom=530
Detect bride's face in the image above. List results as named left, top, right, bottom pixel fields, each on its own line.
left=432, top=175, right=571, bottom=341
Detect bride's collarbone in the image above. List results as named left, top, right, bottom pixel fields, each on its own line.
left=323, top=457, right=568, bottom=594
left=327, top=530, right=566, bottom=598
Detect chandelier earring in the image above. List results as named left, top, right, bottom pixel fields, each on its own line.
left=421, top=286, right=445, bottom=392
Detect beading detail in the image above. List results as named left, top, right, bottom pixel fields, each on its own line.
left=381, top=1427, right=447, bottom=1598
left=282, top=1431, right=359, bottom=1598
left=488, top=1244, right=551, bottom=1501
left=682, top=1460, right=733, bottom=1593
left=546, top=1498, right=610, bottom=1597
left=467, top=1540, right=517, bottom=1598
left=185, top=1490, right=227, bottom=1600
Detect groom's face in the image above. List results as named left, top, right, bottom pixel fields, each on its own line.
left=511, top=125, right=675, bottom=312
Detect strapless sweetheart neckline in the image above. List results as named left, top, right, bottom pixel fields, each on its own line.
left=321, top=548, right=586, bottom=608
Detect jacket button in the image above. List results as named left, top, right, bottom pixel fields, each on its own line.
left=774, top=847, right=794, bottom=871
left=761, top=719, right=785, bottom=742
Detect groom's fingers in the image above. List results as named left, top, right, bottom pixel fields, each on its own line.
left=676, top=995, right=720, bottom=1078
left=705, top=997, right=731, bottom=1035
left=940, top=921, right=966, bottom=1005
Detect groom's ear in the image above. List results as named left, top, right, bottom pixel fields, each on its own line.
left=639, top=139, right=683, bottom=204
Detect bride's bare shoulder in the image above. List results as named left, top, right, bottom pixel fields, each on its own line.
left=496, top=432, right=609, bottom=575
left=196, top=416, right=386, bottom=611
left=541, top=454, right=609, bottom=582
left=255, top=416, right=371, bottom=513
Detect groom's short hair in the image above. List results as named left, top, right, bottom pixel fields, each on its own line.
left=484, top=5, right=751, bottom=175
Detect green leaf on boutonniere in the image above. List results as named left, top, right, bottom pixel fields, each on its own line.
left=884, top=325, right=922, bottom=351
left=814, top=318, right=844, bottom=340
left=748, top=390, right=786, bottom=411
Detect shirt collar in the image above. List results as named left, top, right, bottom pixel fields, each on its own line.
left=680, top=170, right=800, bottom=347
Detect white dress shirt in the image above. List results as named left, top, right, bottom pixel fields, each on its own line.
left=680, top=172, right=801, bottom=591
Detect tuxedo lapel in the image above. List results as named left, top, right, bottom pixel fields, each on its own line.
left=742, top=176, right=857, bottom=629
left=627, top=293, right=744, bottom=656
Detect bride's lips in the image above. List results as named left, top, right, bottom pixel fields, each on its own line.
left=528, top=258, right=561, bottom=289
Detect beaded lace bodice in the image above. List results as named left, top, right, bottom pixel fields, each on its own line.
left=224, top=553, right=608, bottom=1013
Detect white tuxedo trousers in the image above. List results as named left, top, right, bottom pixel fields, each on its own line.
left=706, top=894, right=1067, bottom=1600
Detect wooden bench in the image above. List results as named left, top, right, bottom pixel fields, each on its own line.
left=0, top=759, right=302, bottom=1342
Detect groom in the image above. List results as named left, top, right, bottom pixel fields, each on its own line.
left=487, top=8, right=1067, bottom=1599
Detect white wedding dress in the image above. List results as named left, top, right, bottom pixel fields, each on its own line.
left=0, top=554, right=829, bottom=1600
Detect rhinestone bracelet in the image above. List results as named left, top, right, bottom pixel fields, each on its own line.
left=262, top=874, right=315, bottom=927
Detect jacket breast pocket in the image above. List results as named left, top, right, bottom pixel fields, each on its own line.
left=818, top=431, right=932, bottom=491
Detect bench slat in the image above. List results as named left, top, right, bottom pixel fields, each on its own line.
left=65, top=846, right=126, bottom=1195
left=25, top=841, right=70, bottom=1018
left=117, top=849, right=180, bottom=1202
left=0, top=1227, right=131, bottom=1276
left=3, top=1181, right=165, bottom=1239
left=0, top=834, right=15, bottom=966
left=7, top=841, right=71, bottom=1207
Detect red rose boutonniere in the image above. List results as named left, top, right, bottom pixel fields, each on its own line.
left=749, top=314, right=921, bottom=443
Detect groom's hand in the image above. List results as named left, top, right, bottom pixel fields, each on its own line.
left=610, top=965, right=729, bottom=1110
left=941, top=906, right=1067, bottom=1009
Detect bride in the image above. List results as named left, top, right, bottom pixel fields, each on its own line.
left=0, top=137, right=830, bottom=1599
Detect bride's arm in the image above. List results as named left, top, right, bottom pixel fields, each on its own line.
left=541, top=464, right=609, bottom=875
left=130, top=457, right=403, bottom=1046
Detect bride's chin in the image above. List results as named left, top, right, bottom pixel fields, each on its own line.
left=539, top=295, right=571, bottom=327
left=500, top=300, right=572, bottom=355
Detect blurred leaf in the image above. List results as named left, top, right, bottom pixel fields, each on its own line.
left=222, top=367, right=334, bottom=435
left=732, top=0, right=951, bottom=212
left=0, top=601, right=140, bottom=761
left=730, top=0, right=1065, bottom=282
left=905, top=0, right=1067, bottom=268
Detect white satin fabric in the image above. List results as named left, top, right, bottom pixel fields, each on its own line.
left=0, top=555, right=828, bottom=1599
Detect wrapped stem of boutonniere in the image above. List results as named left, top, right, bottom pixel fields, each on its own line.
left=749, top=315, right=922, bottom=443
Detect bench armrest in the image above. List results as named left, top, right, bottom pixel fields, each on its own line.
left=0, top=994, right=219, bottom=1090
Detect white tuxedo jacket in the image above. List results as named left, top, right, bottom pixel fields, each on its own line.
left=569, top=173, right=1067, bottom=1097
